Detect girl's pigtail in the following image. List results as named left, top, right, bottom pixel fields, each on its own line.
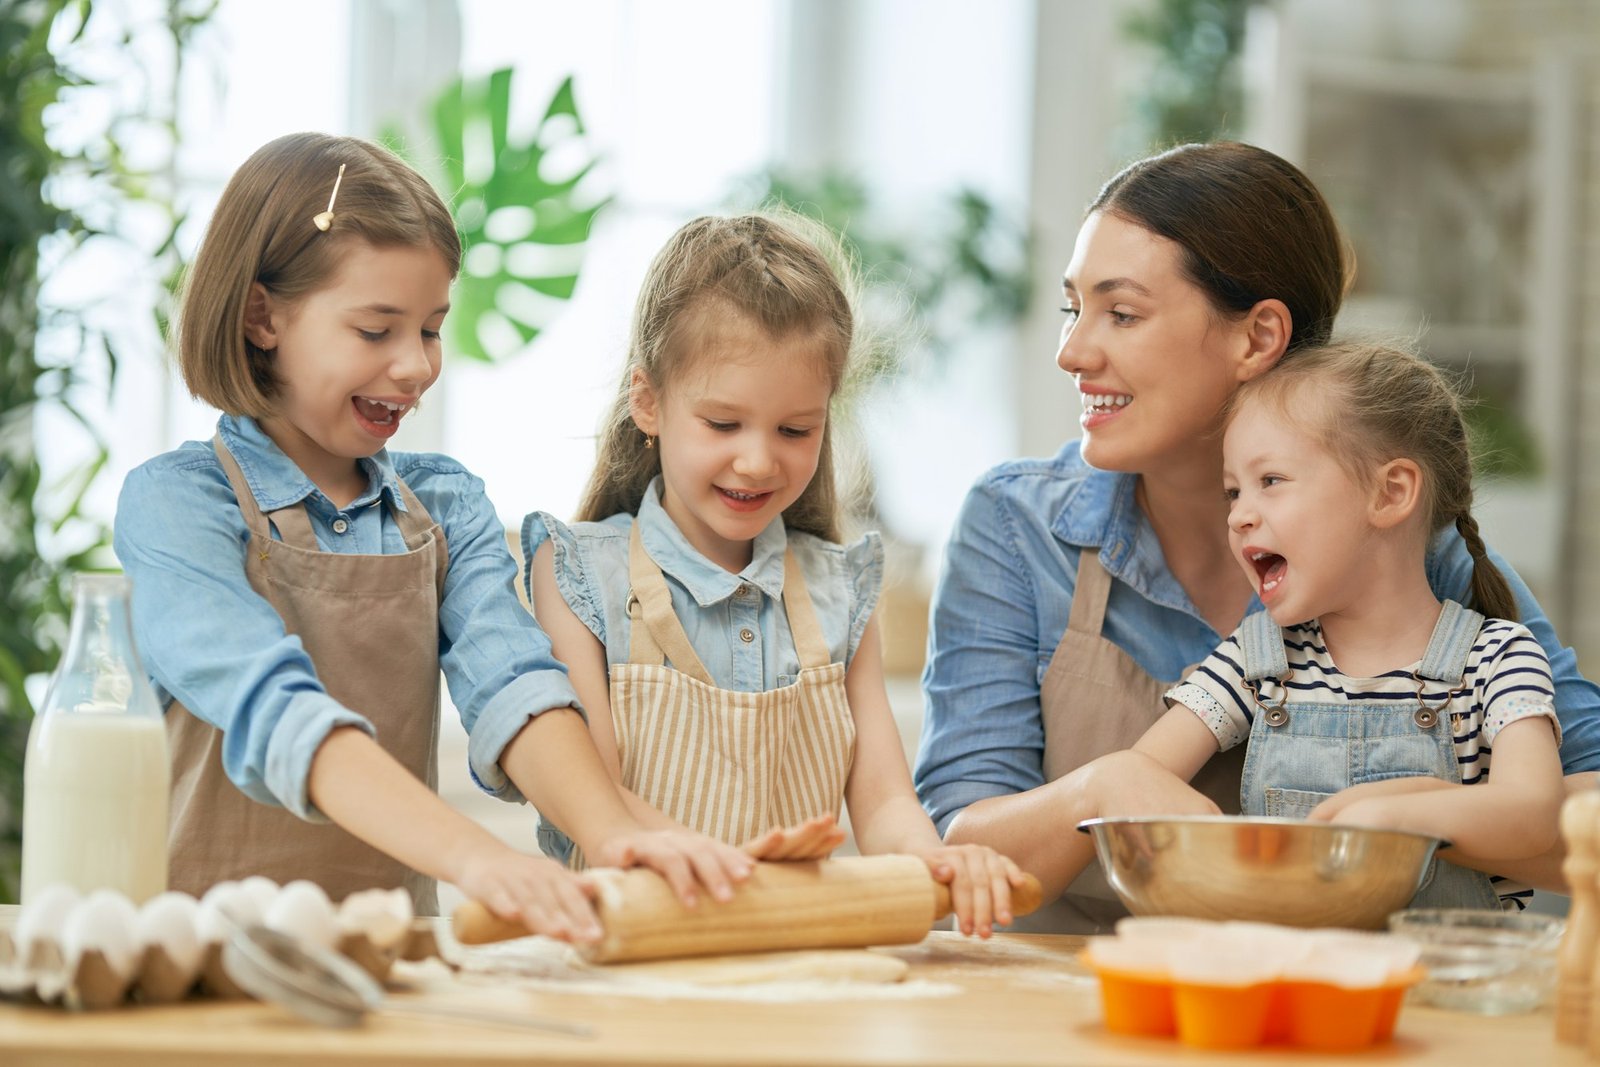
left=1455, top=513, right=1518, bottom=622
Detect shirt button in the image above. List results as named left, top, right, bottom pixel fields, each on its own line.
left=739, top=628, right=755, bottom=644
left=734, top=584, right=749, bottom=598
left=332, top=518, right=349, bottom=534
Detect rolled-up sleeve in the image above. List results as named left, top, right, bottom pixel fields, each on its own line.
left=418, top=463, right=581, bottom=802
left=114, top=460, right=374, bottom=821
left=915, top=478, right=1053, bottom=834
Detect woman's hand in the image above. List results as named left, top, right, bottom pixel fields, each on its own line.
left=741, top=813, right=848, bottom=862
left=914, top=843, right=1027, bottom=939
left=591, top=828, right=756, bottom=909
left=453, top=843, right=603, bottom=944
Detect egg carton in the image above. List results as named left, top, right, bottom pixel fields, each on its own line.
left=0, top=880, right=444, bottom=1011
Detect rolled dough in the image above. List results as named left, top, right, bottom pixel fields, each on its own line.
left=589, top=948, right=909, bottom=986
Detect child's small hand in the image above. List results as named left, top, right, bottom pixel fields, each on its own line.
left=455, top=845, right=603, bottom=944
left=592, top=829, right=755, bottom=909
left=1308, top=777, right=1456, bottom=823
left=914, top=844, right=1026, bottom=939
left=740, top=814, right=848, bottom=862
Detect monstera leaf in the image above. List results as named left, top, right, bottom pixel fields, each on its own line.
left=429, top=69, right=607, bottom=363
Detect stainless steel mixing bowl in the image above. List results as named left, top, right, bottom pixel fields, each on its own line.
left=1078, top=815, right=1446, bottom=930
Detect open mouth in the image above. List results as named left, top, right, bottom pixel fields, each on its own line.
left=1248, top=550, right=1287, bottom=597
left=353, top=396, right=409, bottom=424
left=351, top=396, right=412, bottom=438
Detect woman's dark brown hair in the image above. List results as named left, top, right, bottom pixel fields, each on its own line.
left=177, top=133, right=461, bottom=416
left=1092, top=141, right=1351, bottom=352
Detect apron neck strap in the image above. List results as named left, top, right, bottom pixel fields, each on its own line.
left=627, top=523, right=716, bottom=684
left=1065, top=548, right=1112, bottom=635
left=780, top=548, right=831, bottom=671
left=625, top=522, right=833, bottom=679
left=212, top=435, right=444, bottom=562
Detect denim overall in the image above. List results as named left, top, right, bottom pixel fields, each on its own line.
left=1236, top=600, right=1501, bottom=910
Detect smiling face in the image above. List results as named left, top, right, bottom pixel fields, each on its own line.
left=631, top=308, right=834, bottom=573
left=1222, top=394, right=1382, bottom=626
left=249, top=240, right=450, bottom=498
left=1057, top=212, right=1255, bottom=475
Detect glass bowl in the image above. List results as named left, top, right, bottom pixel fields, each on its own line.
left=1387, top=908, right=1563, bottom=1014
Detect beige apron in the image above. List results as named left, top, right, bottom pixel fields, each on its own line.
left=597, top=524, right=856, bottom=853
left=1019, top=549, right=1245, bottom=933
left=165, top=437, right=446, bottom=913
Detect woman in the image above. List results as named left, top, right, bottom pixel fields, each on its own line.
left=913, top=141, right=1600, bottom=932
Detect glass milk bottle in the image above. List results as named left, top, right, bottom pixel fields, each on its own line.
left=21, top=574, right=169, bottom=904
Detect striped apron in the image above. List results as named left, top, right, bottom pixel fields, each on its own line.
left=599, top=523, right=856, bottom=852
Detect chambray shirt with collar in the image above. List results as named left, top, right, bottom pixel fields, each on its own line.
left=522, top=478, right=883, bottom=695
left=914, top=440, right=1600, bottom=836
left=112, top=414, right=581, bottom=821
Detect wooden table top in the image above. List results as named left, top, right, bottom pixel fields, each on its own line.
left=0, top=905, right=1583, bottom=1067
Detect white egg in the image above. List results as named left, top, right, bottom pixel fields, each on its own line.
left=15, top=884, right=81, bottom=955
left=264, top=880, right=339, bottom=949
left=337, top=887, right=413, bottom=949
left=62, top=889, right=140, bottom=979
left=237, top=875, right=279, bottom=917
left=195, top=880, right=245, bottom=943
left=135, top=892, right=203, bottom=974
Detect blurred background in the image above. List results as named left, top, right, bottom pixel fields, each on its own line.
left=4, top=0, right=1597, bottom=901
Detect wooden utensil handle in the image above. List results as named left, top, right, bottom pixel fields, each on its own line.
left=451, top=861, right=1046, bottom=956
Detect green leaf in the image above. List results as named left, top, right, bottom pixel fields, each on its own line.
left=414, top=66, right=606, bottom=363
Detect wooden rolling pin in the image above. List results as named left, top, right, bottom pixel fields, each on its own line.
left=452, top=854, right=1044, bottom=963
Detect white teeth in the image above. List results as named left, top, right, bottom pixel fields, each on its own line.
left=1082, top=393, right=1131, bottom=411
left=1252, top=552, right=1268, bottom=561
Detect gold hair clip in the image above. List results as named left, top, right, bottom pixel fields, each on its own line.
left=312, top=164, right=346, bottom=232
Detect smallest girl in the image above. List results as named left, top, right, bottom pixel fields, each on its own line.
left=526, top=213, right=1026, bottom=935
left=1133, top=340, right=1563, bottom=909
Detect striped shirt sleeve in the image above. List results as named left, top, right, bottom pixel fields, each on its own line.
left=1478, top=619, right=1560, bottom=746
left=1165, top=631, right=1254, bottom=752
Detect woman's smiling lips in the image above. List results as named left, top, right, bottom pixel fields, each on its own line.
left=1078, top=385, right=1132, bottom=429
left=717, top=486, right=774, bottom=513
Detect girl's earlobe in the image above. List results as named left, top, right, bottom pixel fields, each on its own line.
left=628, top=368, right=660, bottom=436
left=244, top=282, right=277, bottom=350
left=1370, top=458, right=1424, bottom=529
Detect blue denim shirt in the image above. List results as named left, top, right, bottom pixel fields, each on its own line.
left=915, top=441, right=1600, bottom=834
left=112, top=415, right=581, bottom=820
left=521, top=478, right=883, bottom=692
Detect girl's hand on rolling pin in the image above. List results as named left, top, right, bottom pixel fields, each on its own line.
left=915, top=844, right=1026, bottom=939
left=741, top=814, right=848, bottom=862
left=455, top=845, right=603, bottom=944
left=592, top=829, right=755, bottom=909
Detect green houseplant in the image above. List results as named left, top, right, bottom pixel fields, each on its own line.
left=0, top=0, right=213, bottom=901
left=392, top=67, right=608, bottom=365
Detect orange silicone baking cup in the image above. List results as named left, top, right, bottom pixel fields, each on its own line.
left=1084, top=954, right=1425, bottom=1051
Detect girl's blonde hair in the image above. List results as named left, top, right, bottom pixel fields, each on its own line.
left=177, top=132, right=461, bottom=416
left=1226, top=340, right=1517, bottom=621
left=577, top=212, right=862, bottom=542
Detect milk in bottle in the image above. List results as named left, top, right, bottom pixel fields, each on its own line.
left=21, top=574, right=169, bottom=904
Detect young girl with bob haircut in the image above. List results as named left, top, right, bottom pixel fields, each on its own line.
left=525, top=213, right=1027, bottom=936
left=114, top=133, right=753, bottom=939
left=1133, top=340, right=1564, bottom=909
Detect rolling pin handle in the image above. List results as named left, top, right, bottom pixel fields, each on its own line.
left=930, top=873, right=1045, bottom=923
